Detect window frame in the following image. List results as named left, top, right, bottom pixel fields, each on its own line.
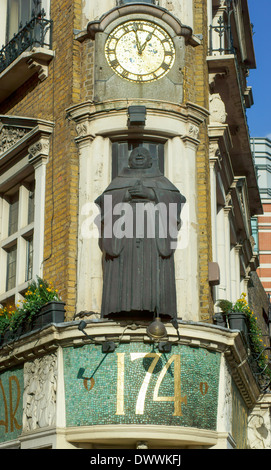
left=0, top=115, right=53, bottom=307
left=6, top=0, right=34, bottom=43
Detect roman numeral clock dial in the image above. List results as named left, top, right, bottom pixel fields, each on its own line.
left=105, top=20, right=175, bottom=83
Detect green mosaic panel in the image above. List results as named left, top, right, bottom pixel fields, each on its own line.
left=0, top=366, right=23, bottom=443
left=232, top=381, right=248, bottom=449
left=63, top=343, right=221, bottom=430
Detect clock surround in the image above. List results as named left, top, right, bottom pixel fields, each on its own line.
left=104, top=20, right=176, bottom=83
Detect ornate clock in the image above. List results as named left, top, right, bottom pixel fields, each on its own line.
left=104, top=20, right=175, bottom=83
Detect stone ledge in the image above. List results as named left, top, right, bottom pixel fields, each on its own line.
left=0, top=48, right=54, bottom=103
left=65, top=424, right=218, bottom=448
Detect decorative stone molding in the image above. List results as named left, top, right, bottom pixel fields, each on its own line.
left=0, top=320, right=261, bottom=411
left=76, top=4, right=200, bottom=47
left=188, top=124, right=199, bottom=141
left=23, top=353, right=58, bottom=432
left=0, top=123, right=29, bottom=155
left=0, top=49, right=54, bottom=103
left=248, top=402, right=271, bottom=449
left=66, top=99, right=209, bottom=146
left=209, top=93, right=227, bottom=124
left=27, top=57, right=50, bottom=82
left=28, top=138, right=50, bottom=165
left=0, top=116, right=54, bottom=170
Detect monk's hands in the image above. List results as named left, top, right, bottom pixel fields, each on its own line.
left=128, top=180, right=155, bottom=200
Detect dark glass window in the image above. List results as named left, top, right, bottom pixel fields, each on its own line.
left=25, top=236, right=33, bottom=282
left=28, top=184, right=35, bottom=224
left=8, top=193, right=19, bottom=236
left=112, top=140, right=164, bottom=179
left=6, top=244, right=17, bottom=291
left=6, top=0, right=34, bottom=42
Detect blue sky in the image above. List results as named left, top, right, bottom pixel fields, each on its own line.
left=246, top=0, right=271, bottom=138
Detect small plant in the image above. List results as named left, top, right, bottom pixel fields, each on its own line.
left=217, top=293, right=271, bottom=378
left=0, top=305, right=17, bottom=335
left=0, top=277, right=61, bottom=336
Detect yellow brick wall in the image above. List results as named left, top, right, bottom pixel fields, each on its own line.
left=183, top=0, right=213, bottom=322
left=0, top=0, right=213, bottom=322
left=0, top=0, right=84, bottom=320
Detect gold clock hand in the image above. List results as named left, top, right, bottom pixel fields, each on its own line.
left=140, top=30, right=155, bottom=53
left=132, top=23, right=143, bottom=54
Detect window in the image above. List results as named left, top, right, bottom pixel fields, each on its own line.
left=25, top=235, right=33, bottom=282
left=112, top=140, right=164, bottom=179
left=0, top=179, right=35, bottom=302
left=8, top=193, right=19, bottom=236
left=0, top=115, right=53, bottom=307
left=28, top=184, right=35, bottom=224
left=6, top=0, right=34, bottom=42
left=6, top=245, right=17, bottom=291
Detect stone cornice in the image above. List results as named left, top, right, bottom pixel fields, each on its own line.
left=0, top=116, right=54, bottom=171
left=66, top=100, right=209, bottom=147
left=75, top=4, right=200, bottom=47
left=65, top=424, right=218, bottom=448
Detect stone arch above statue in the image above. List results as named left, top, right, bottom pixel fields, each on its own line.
left=85, top=3, right=199, bottom=45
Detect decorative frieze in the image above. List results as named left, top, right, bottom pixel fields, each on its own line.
left=23, top=353, right=58, bottom=432
left=0, top=123, right=29, bottom=155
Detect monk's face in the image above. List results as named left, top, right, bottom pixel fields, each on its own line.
left=129, top=151, right=152, bottom=169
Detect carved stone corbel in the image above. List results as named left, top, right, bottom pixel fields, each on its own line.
left=182, top=123, right=200, bottom=147
left=73, top=120, right=95, bottom=147
left=27, top=58, right=50, bottom=82
left=28, top=138, right=50, bottom=166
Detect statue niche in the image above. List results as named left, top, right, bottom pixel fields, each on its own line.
left=95, top=147, right=186, bottom=321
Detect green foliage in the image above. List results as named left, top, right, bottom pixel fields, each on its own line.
left=216, top=299, right=233, bottom=313
left=0, top=277, right=61, bottom=335
left=217, top=293, right=271, bottom=379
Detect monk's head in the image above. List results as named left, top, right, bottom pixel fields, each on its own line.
left=129, top=147, right=152, bottom=169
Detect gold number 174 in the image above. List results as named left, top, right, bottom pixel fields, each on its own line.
left=116, top=352, right=187, bottom=416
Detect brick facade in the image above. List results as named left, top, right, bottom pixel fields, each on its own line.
left=192, top=0, right=213, bottom=321
left=0, top=0, right=81, bottom=319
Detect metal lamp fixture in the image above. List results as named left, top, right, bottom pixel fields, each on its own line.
left=146, top=311, right=173, bottom=353
left=146, top=315, right=167, bottom=340
left=78, top=320, right=116, bottom=353
left=146, top=311, right=182, bottom=353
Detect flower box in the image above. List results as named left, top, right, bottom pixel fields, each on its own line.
left=31, top=301, right=66, bottom=330
left=228, top=311, right=249, bottom=343
left=0, top=301, right=65, bottom=347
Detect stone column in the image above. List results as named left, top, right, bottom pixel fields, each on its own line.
left=28, top=137, right=50, bottom=279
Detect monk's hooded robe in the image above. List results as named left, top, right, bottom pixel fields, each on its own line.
left=95, top=165, right=185, bottom=320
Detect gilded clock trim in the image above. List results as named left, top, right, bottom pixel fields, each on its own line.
left=104, top=20, right=176, bottom=83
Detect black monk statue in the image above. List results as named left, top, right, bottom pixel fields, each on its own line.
left=95, top=147, right=186, bottom=320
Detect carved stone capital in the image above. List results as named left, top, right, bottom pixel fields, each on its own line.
left=28, top=138, right=50, bottom=165
left=182, top=123, right=200, bottom=147
left=76, top=122, right=89, bottom=138
left=73, top=120, right=95, bottom=148
left=188, top=124, right=199, bottom=140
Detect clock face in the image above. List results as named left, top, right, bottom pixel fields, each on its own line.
left=104, top=20, right=175, bottom=83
